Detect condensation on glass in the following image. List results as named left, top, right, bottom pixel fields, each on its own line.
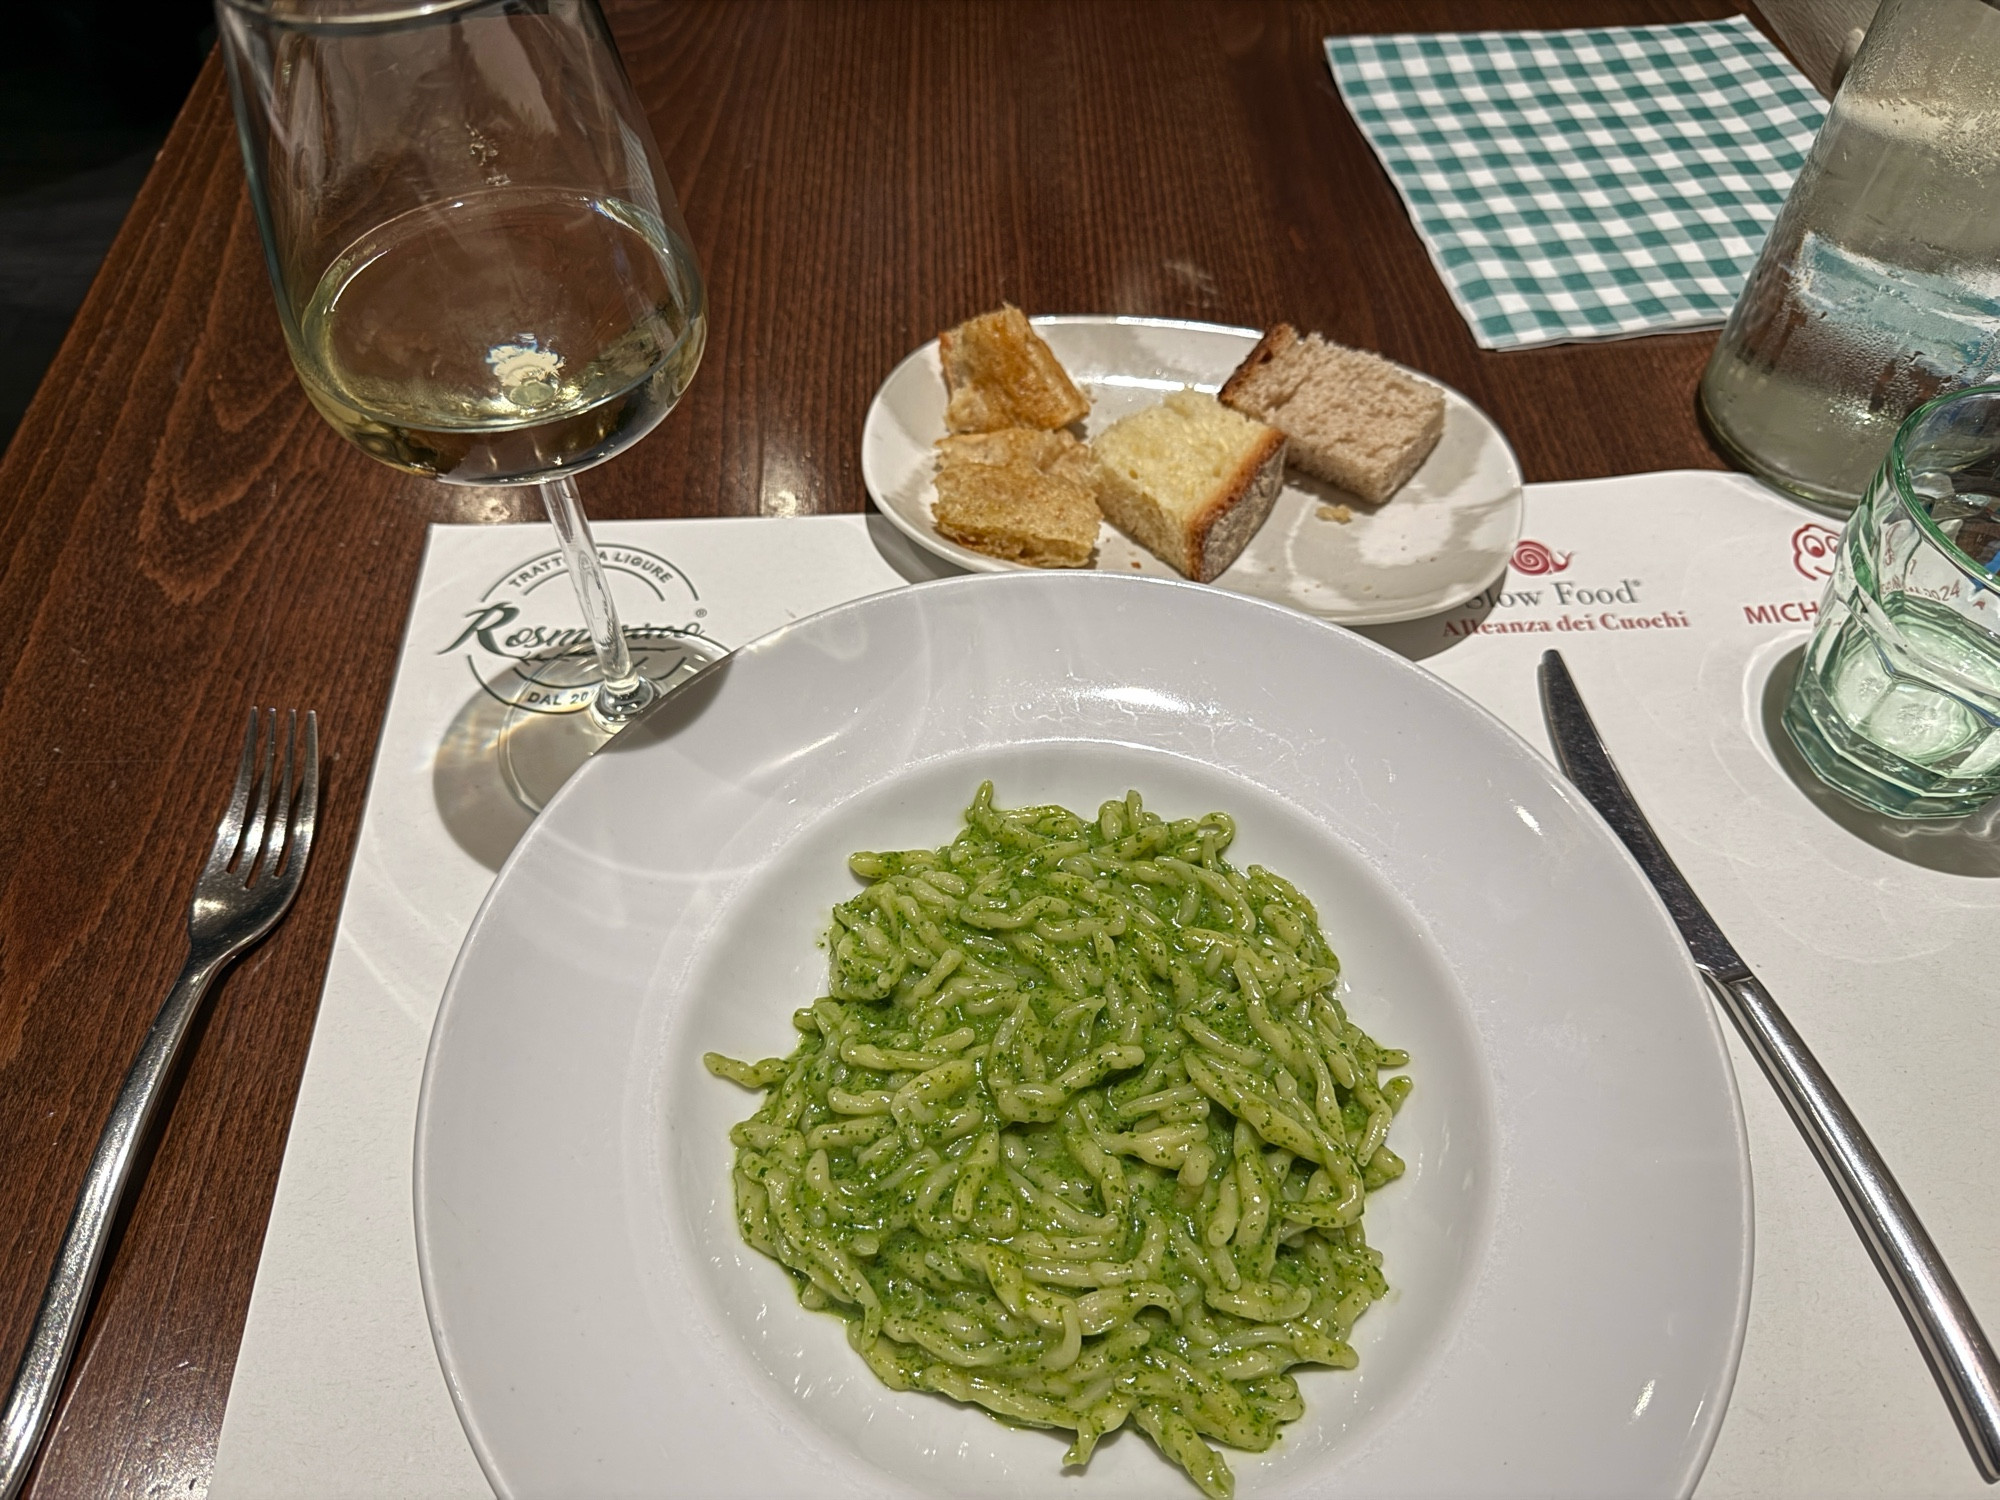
left=1700, top=0, right=2000, bottom=513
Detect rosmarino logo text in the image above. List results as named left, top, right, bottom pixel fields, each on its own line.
left=441, top=544, right=721, bottom=715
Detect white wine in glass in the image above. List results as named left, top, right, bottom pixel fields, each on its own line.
left=294, top=186, right=704, bottom=485
left=219, top=0, right=707, bottom=796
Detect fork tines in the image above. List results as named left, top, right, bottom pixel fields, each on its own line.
left=210, top=709, right=319, bottom=889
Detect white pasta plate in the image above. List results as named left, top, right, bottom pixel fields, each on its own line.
left=415, top=573, right=1749, bottom=1499
left=861, top=316, right=1524, bottom=625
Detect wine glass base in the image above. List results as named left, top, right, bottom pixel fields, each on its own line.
left=492, top=633, right=724, bottom=813
left=495, top=701, right=618, bottom=813
left=587, top=672, right=659, bottom=732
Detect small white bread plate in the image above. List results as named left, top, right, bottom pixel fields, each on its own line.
left=415, top=573, right=1748, bottom=1499
left=861, top=316, right=1524, bottom=625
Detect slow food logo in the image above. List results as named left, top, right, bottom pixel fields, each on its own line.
left=1450, top=538, right=1688, bottom=638
left=442, top=544, right=721, bottom=715
left=1510, top=539, right=1572, bottom=575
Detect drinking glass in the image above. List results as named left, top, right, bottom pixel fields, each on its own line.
left=1784, top=384, right=2000, bottom=817
left=216, top=0, right=705, bottom=738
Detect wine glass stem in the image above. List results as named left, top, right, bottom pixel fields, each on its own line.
left=537, top=474, right=657, bottom=728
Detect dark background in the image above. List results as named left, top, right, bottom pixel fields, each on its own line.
left=0, top=0, right=213, bottom=449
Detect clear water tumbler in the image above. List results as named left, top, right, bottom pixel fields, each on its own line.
left=1784, top=385, right=2000, bottom=817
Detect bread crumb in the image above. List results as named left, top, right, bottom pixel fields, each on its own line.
left=1130, top=560, right=1142, bottom=568
left=1317, top=503, right=1354, bottom=524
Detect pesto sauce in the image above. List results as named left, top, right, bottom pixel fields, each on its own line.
left=707, top=785, right=1410, bottom=1500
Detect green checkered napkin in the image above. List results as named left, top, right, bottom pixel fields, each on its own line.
left=1325, top=15, right=1826, bottom=350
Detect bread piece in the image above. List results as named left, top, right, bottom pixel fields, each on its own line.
left=939, top=305, right=1091, bottom=434
left=1218, top=324, right=1444, bottom=504
left=1090, top=391, right=1286, bottom=583
left=932, top=428, right=1102, bottom=568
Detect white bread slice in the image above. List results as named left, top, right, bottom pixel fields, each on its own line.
left=932, top=428, right=1101, bottom=568
left=1090, top=391, right=1285, bottom=583
left=1218, top=324, right=1444, bottom=504
left=938, top=305, right=1091, bottom=434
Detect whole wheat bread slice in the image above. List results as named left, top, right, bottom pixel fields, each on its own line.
left=1219, top=324, right=1443, bottom=504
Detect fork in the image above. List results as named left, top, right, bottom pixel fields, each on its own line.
left=0, top=709, right=320, bottom=1500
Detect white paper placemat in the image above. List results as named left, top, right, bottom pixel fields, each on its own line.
left=209, top=478, right=2000, bottom=1499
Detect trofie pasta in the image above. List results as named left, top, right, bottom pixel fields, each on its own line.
left=706, top=785, right=1411, bottom=1498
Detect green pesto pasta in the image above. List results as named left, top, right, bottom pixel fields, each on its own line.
left=705, top=785, right=1411, bottom=1499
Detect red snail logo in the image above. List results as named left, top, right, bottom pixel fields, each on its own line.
left=1510, top=539, right=1572, bottom=575
left=1791, top=523, right=1840, bottom=581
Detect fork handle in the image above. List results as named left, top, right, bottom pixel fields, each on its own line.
left=0, top=952, right=224, bottom=1500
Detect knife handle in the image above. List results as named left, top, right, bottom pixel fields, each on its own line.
left=1707, top=970, right=2000, bottom=1482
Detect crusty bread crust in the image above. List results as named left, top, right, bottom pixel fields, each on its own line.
left=1094, top=413, right=1287, bottom=583
left=1191, top=426, right=1286, bottom=582
left=1216, top=323, right=1300, bottom=410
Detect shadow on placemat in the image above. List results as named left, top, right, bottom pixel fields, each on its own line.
left=1759, top=645, right=2000, bottom=876
left=433, top=686, right=537, bottom=870
left=435, top=651, right=737, bottom=871
left=1357, top=583, right=1499, bottom=663
left=866, top=510, right=967, bottom=586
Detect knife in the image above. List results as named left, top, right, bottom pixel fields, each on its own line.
left=1537, top=648, right=2000, bottom=1484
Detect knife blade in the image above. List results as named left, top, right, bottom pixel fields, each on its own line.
left=1537, top=648, right=2000, bottom=1484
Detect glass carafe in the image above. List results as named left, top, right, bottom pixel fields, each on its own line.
left=1699, top=0, right=2000, bottom=513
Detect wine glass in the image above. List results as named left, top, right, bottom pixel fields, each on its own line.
left=216, top=0, right=706, bottom=801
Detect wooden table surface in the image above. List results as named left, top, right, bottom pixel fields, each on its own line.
left=0, top=1, right=1763, bottom=1493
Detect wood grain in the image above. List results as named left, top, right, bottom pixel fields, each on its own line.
left=0, top=2, right=1756, bottom=1493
